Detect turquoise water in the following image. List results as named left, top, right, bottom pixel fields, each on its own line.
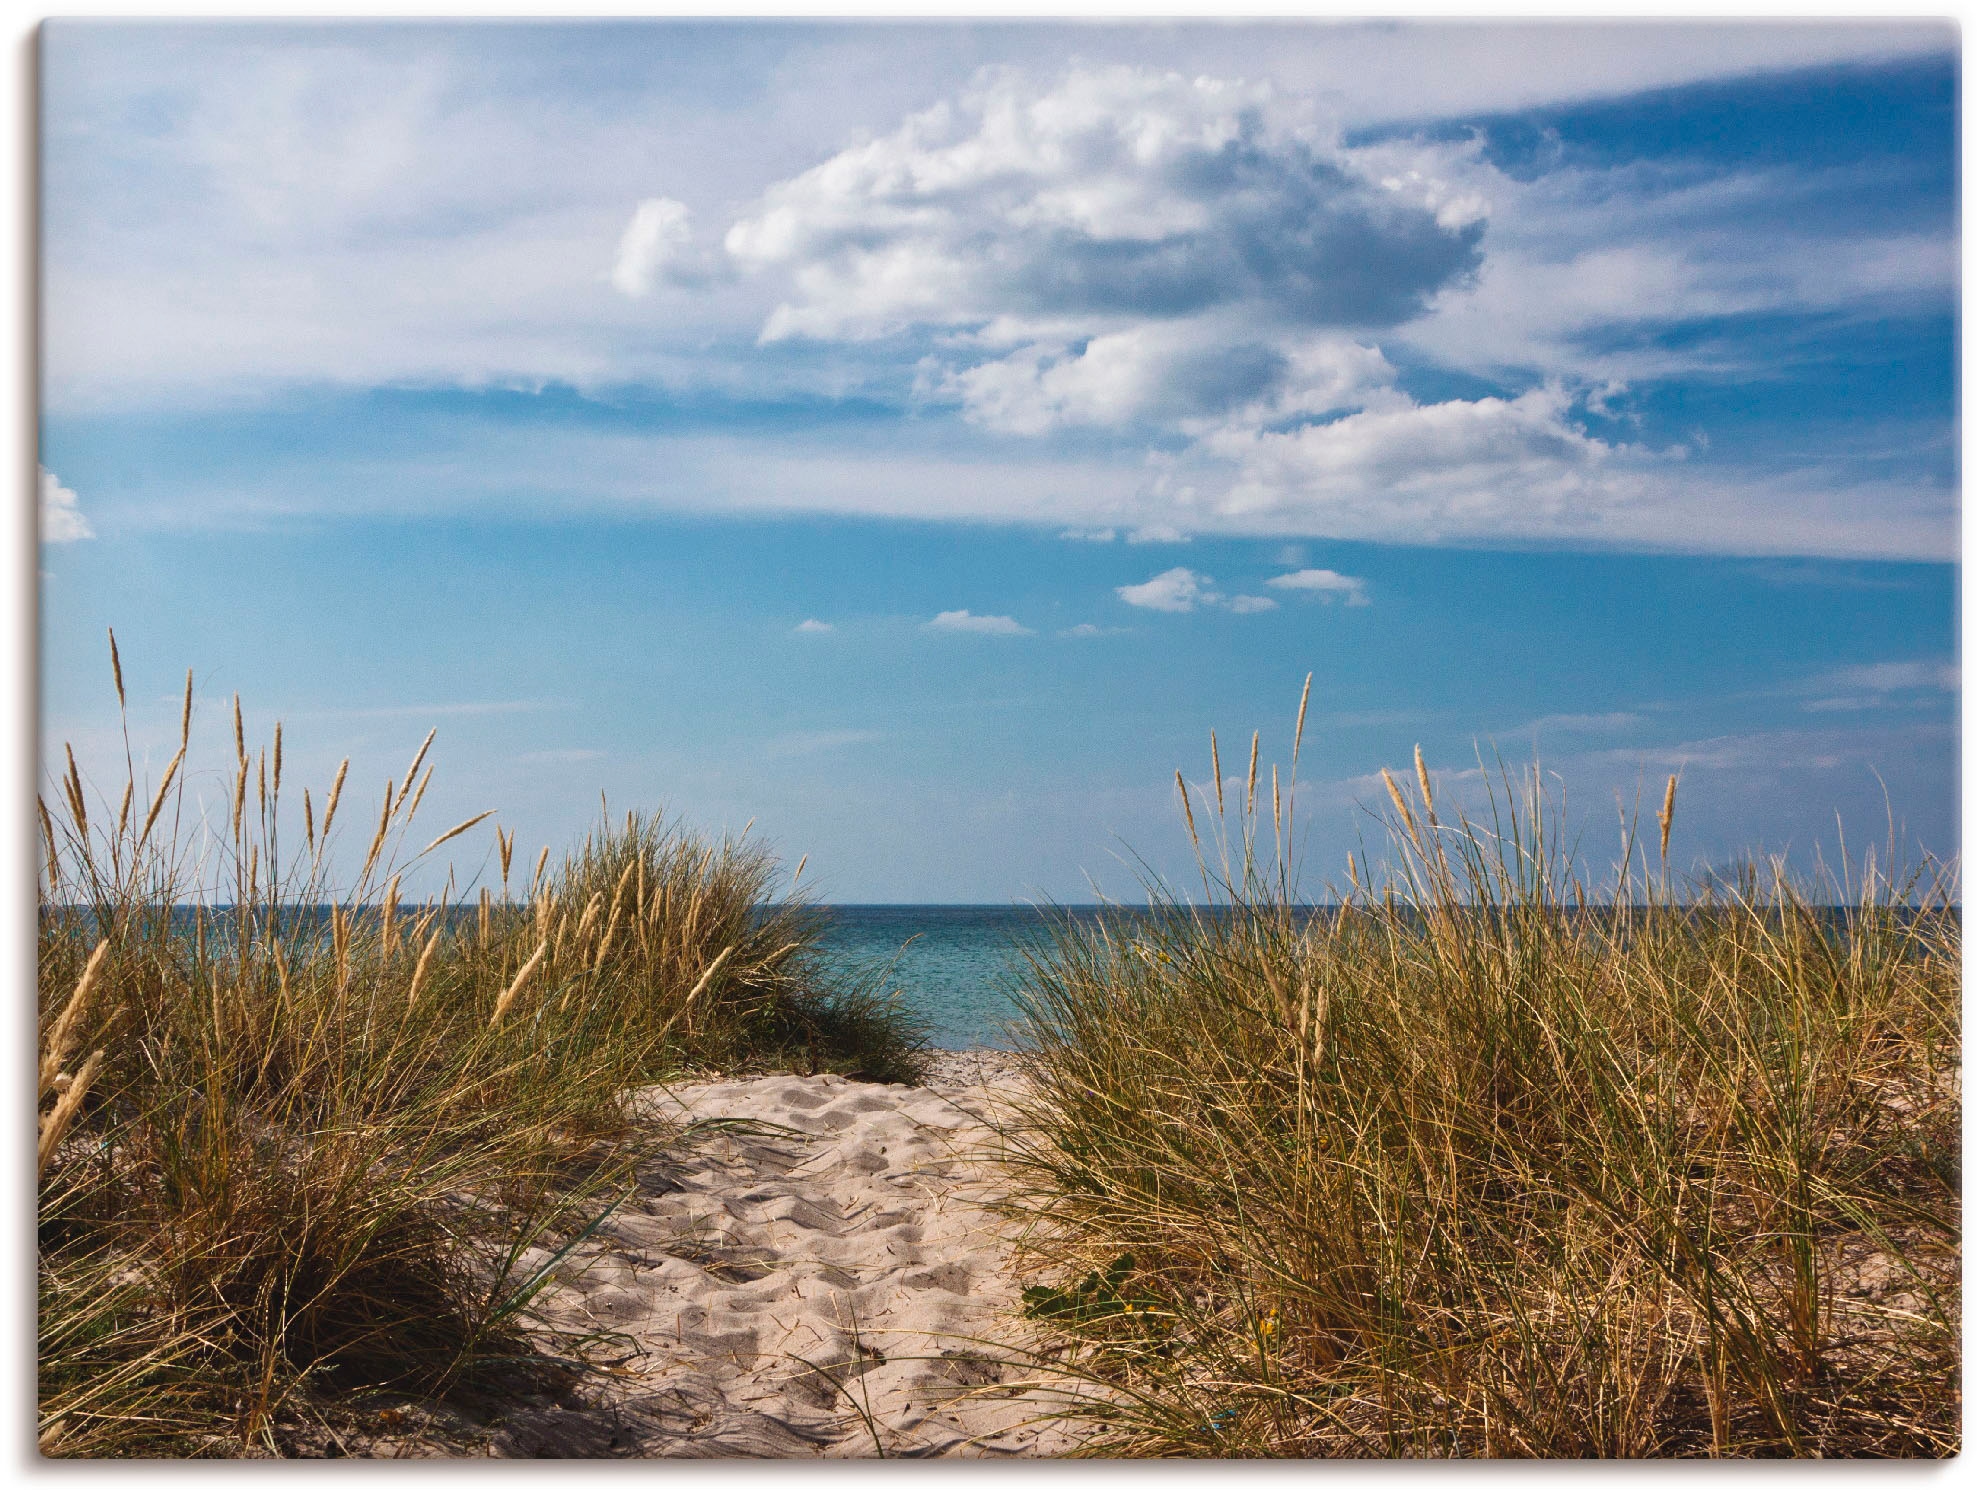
left=812, top=905, right=1090, bottom=1050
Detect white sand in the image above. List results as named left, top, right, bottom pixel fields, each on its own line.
left=503, top=1064, right=1094, bottom=1458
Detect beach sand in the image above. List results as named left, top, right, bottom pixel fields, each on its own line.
left=338, top=1054, right=1091, bottom=1458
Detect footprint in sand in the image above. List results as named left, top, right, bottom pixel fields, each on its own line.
left=504, top=1068, right=1094, bottom=1458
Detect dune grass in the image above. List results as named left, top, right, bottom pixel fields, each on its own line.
left=36, top=638, right=925, bottom=1457
left=1004, top=692, right=1959, bottom=1457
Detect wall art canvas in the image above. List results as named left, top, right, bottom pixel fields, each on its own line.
left=36, top=19, right=1958, bottom=1459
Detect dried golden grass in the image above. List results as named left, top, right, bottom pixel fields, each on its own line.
left=1005, top=714, right=1959, bottom=1459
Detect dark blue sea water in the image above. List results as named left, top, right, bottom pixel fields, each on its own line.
left=811, top=905, right=1095, bottom=1050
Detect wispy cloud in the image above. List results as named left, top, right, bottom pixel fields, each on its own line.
left=1515, top=711, right=1644, bottom=735
left=925, top=609, right=1032, bottom=636
left=39, top=467, right=93, bottom=543
left=762, top=728, right=884, bottom=758
left=294, top=699, right=560, bottom=721
left=1801, top=658, right=1958, bottom=712
left=1060, top=622, right=1129, bottom=638
left=793, top=618, right=835, bottom=634
left=1266, top=567, right=1370, bottom=606
left=1819, top=660, right=1957, bottom=693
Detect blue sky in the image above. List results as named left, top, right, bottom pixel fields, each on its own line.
left=38, top=20, right=1958, bottom=902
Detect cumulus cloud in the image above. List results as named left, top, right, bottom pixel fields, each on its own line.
left=39, top=467, right=93, bottom=542
left=1117, top=566, right=1212, bottom=612
left=1204, top=383, right=1654, bottom=543
left=724, top=65, right=1482, bottom=440
left=1266, top=567, right=1370, bottom=605
left=1115, top=567, right=1275, bottom=614
left=728, top=66, right=1482, bottom=342
left=925, top=609, right=1032, bottom=635
left=612, top=197, right=698, bottom=296
left=1060, top=622, right=1128, bottom=637
left=793, top=618, right=835, bottom=633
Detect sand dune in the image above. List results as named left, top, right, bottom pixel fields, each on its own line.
left=484, top=1060, right=1092, bottom=1458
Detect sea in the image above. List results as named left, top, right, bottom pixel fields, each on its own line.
left=811, top=905, right=1100, bottom=1051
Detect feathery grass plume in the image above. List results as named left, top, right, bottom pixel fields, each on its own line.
left=230, top=758, right=248, bottom=841
left=320, top=758, right=349, bottom=841
left=529, top=845, right=550, bottom=899
left=1176, top=772, right=1202, bottom=857
left=1211, top=732, right=1225, bottom=818
left=1275, top=672, right=1313, bottom=865
left=359, top=785, right=395, bottom=885
left=1246, top=731, right=1260, bottom=818
left=417, top=810, right=494, bottom=861
left=135, top=748, right=185, bottom=853
left=404, top=763, right=434, bottom=826
left=793, top=854, right=808, bottom=886
left=682, top=944, right=734, bottom=1007
left=232, top=693, right=245, bottom=765
left=63, top=745, right=86, bottom=836
left=402, top=728, right=436, bottom=801
left=478, top=887, right=492, bottom=949
left=271, top=722, right=282, bottom=798
left=405, top=928, right=440, bottom=1008
left=1414, top=742, right=1436, bottom=822
left=381, top=874, right=400, bottom=956
left=1659, top=773, right=1679, bottom=863
left=37, top=796, right=58, bottom=888
left=40, top=940, right=109, bottom=1098
left=179, top=669, right=193, bottom=747
left=108, top=629, right=125, bottom=707
left=1380, top=766, right=1424, bottom=853
left=489, top=938, right=550, bottom=1025
left=38, top=1049, right=104, bottom=1176
left=1271, top=763, right=1281, bottom=861
left=499, top=828, right=515, bottom=892
left=115, top=780, right=132, bottom=841
left=303, top=788, right=315, bottom=851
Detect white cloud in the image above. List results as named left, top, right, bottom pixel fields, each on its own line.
left=1801, top=659, right=1959, bottom=711
left=1518, top=711, right=1643, bottom=734
left=1117, top=566, right=1211, bottom=612
left=763, top=728, right=884, bottom=758
left=1204, top=383, right=1656, bottom=544
left=1113, top=568, right=1280, bottom=615
left=1060, top=622, right=1128, bottom=637
left=1822, top=660, right=1958, bottom=694
left=1059, top=527, right=1116, bottom=542
left=38, top=32, right=1957, bottom=561
left=793, top=618, right=835, bottom=633
left=611, top=197, right=696, bottom=297
left=1266, top=567, right=1369, bottom=605
left=925, top=609, right=1031, bottom=635
left=727, top=66, right=1480, bottom=448
left=39, top=467, right=93, bottom=542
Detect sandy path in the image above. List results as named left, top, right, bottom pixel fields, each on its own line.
left=506, top=1064, right=1092, bottom=1457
